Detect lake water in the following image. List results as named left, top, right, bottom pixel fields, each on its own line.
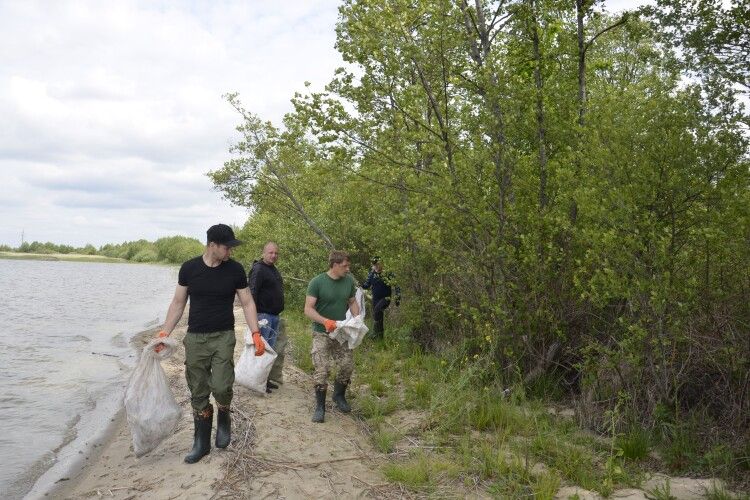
left=0, top=258, right=178, bottom=499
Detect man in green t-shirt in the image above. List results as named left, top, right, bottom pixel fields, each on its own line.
left=304, top=250, right=361, bottom=423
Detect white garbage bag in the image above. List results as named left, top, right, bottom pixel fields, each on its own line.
left=330, top=315, right=369, bottom=349
left=235, top=328, right=277, bottom=395
left=124, top=336, right=182, bottom=457
left=345, top=287, right=367, bottom=320
left=331, top=289, right=369, bottom=349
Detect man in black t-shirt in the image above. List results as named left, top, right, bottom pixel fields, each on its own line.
left=249, top=241, right=285, bottom=392
left=155, top=223, right=263, bottom=464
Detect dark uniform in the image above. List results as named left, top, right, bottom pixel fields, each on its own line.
left=361, top=267, right=399, bottom=338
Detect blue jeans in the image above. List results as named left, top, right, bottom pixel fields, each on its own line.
left=258, top=313, right=280, bottom=348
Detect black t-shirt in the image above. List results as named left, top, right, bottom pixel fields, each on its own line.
left=248, top=260, right=284, bottom=315
left=178, top=256, right=248, bottom=333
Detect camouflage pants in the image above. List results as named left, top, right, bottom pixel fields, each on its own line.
left=183, top=330, right=236, bottom=412
left=311, top=331, right=353, bottom=386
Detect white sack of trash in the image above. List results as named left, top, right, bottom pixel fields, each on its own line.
left=124, top=336, right=182, bottom=457
left=235, top=327, right=277, bottom=395
left=329, top=287, right=369, bottom=349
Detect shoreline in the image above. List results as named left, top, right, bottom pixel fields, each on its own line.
left=0, top=252, right=180, bottom=266
left=0, top=251, right=128, bottom=264
left=22, top=326, right=161, bottom=500
left=30, top=307, right=386, bottom=499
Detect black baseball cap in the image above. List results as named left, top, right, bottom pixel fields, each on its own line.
left=206, top=224, right=243, bottom=247
left=371, top=256, right=381, bottom=264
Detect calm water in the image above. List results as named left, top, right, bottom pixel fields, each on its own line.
left=0, top=259, right=178, bottom=499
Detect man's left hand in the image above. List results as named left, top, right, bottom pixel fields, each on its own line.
left=154, top=330, right=169, bottom=353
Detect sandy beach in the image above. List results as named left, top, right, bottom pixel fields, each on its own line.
left=33, top=307, right=388, bottom=500
left=22, top=305, right=736, bottom=500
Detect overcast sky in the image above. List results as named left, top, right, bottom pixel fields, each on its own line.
left=0, top=0, right=644, bottom=248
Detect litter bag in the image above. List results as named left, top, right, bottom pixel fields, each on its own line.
left=345, top=287, right=367, bottom=320
left=330, top=315, right=369, bottom=349
left=235, top=328, right=277, bottom=394
left=124, top=336, right=182, bottom=457
left=331, top=288, right=369, bottom=349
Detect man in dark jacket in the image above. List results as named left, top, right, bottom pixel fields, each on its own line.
left=361, top=256, right=400, bottom=339
left=249, top=241, right=284, bottom=392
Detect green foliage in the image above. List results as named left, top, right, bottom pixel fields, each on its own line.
left=705, top=481, right=743, bottom=500
left=283, top=313, right=313, bottom=373
left=660, top=424, right=700, bottom=473
left=382, top=452, right=460, bottom=491
left=210, top=0, right=750, bottom=485
left=371, top=427, right=399, bottom=454
left=485, top=458, right=560, bottom=500
left=645, top=479, right=676, bottom=500
left=17, top=241, right=76, bottom=254
left=154, top=236, right=203, bottom=263
left=616, top=428, right=652, bottom=461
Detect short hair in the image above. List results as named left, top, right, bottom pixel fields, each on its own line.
left=328, top=250, right=350, bottom=268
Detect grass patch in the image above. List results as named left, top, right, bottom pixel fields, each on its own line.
left=525, top=371, right=566, bottom=401
left=485, top=457, right=561, bottom=499
left=356, top=393, right=399, bottom=418
left=372, top=427, right=400, bottom=454
left=405, top=379, right=432, bottom=409
left=704, top=481, right=745, bottom=500
left=284, top=313, right=313, bottom=373
left=469, top=394, right=531, bottom=433
left=529, top=432, right=601, bottom=491
left=616, top=427, right=651, bottom=461
left=660, top=425, right=700, bottom=473
left=645, top=479, right=676, bottom=500
left=281, top=311, right=678, bottom=496
left=382, top=452, right=461, bottom=491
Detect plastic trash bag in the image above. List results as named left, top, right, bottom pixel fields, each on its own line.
left=235, top=327, right=277, bottom=394
left=345, top=287, right=367, bottom=320
left=330, top=315, right=369, bottom=349
left=330, top=288, right=369, bottom=349
left=124, top=336, right=182, bottom=457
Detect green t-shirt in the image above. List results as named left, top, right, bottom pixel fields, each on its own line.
left=307, top=272, right=356, bottom=333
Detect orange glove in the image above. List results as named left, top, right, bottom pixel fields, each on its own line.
left=252, top=331, right=265, bottom=356
left=323, top=319, right=337, bottom=333
left=154, top=330, right=168, bottom=353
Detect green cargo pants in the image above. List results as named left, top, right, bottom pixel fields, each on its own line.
left=268, top=317, right=287, bottom=384
left=183, top=330, right=236, bottom=412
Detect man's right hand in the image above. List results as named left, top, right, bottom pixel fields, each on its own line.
left=154, top=330, right=169, bottom=353
left=323, top=319, right=337, bottom=333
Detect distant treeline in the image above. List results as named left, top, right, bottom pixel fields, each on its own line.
left=1, top=236, right=203, bottom=264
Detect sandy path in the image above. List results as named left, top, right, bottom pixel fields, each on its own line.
left=45, top=307, right=386, bottom=499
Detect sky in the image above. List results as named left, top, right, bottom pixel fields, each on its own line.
left=0, top=0, right=645, bottom=248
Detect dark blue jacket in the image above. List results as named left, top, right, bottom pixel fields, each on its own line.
left=361, top=270, right=400, bottom=304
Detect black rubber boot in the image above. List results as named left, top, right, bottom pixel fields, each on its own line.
left=332, top=380, right=351, bottom=413
left=311, top=385, right=327, bottom=423
left=267, top=380, right=279, bottom=390
left=215, top=404, right=231, bottom=449
left=185, top=405, right=212, bottom=464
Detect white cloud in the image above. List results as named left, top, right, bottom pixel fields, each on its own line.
left=0, top=0, right=342, bottom=247
left=0, top=0, right=651, bottom=248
